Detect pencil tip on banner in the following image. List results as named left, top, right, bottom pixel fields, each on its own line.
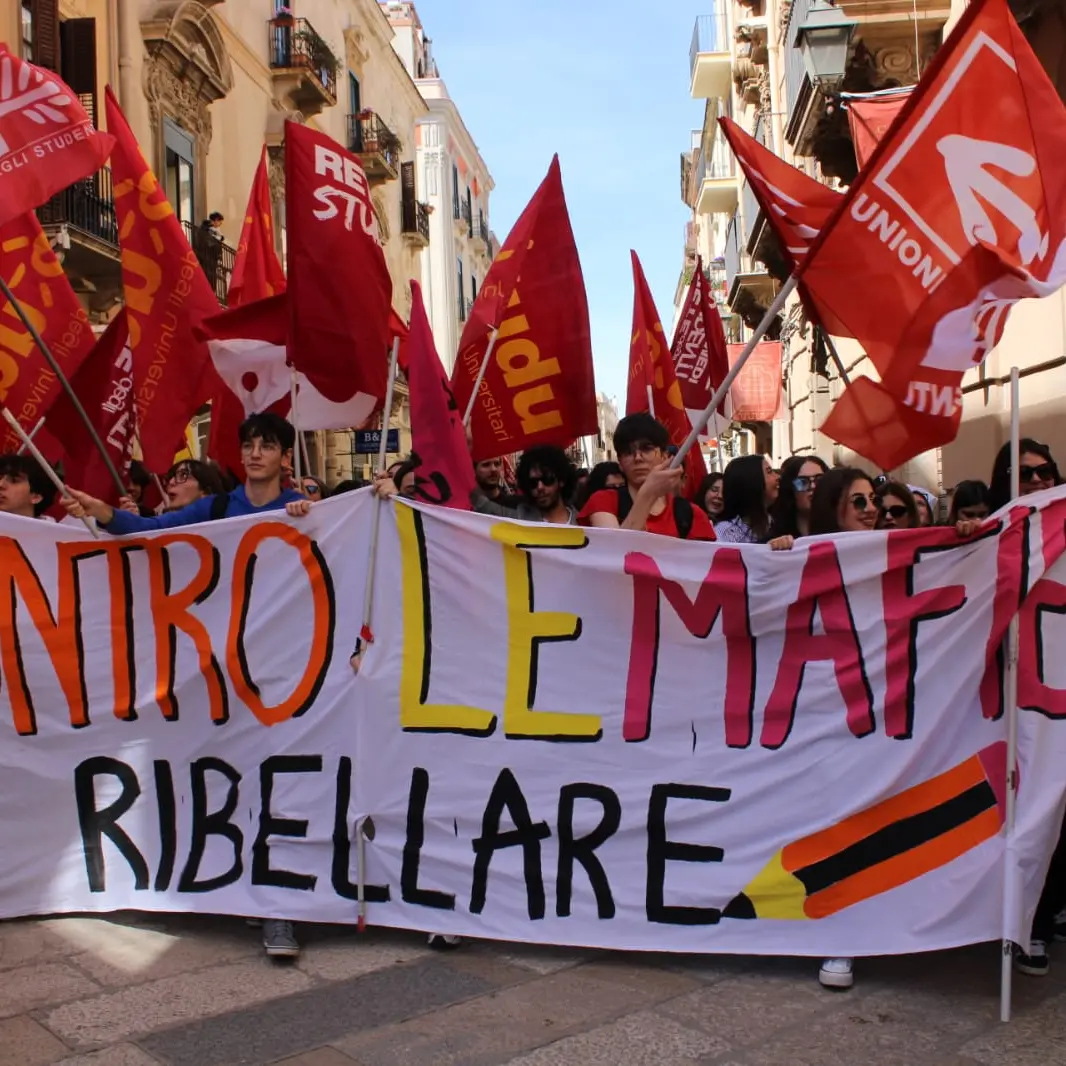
left=722, top=893, right=757, bottom=920
left=360, top=624, right=374, bottom=644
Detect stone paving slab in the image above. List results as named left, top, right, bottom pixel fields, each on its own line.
left=3, top=914, right=1066, bottom=1065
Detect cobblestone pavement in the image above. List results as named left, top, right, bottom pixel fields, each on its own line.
left=1, top=913, right=1064, bottom=1065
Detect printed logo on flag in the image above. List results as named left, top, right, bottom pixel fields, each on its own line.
left=311, top=145, right=378, bottom=240
left=0, top=52, right=91, bottom=164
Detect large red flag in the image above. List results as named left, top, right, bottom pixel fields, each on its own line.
left=285, top=121, right=391, bottom=405
left=671, top=256, right=730, bottom=428
left=405, top=281, right=475, bottom=510
left=451, top=156, right=597, bottom=461
left=105, top=88, right=219, bottom=471
left=628, top=251, right=707, bottom=499
left=0, top=212, right=95, bottom=450
left=49, top=311, right=135, bottom=503
left=211, top=147, right=288, bottom=475
left=0, top=48, right=114, bottom=229
left=846, top=89, right=912, bottom=171
left=801, top=0, right=1066, bottom=470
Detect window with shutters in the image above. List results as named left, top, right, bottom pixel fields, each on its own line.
left=60, top=18, right=97, bottom=127
left=24, top=0, right=59, bottom=70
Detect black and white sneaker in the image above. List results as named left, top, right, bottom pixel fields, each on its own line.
left=426, top=934, right=463, bottom=950
left=1014, top=940, right=1049, bottom=976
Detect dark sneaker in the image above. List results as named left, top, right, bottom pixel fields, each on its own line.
left=427, top=934, right=462, bottom=950
left=1053, top=910, right=1066, bottom=943
left=263, top=919, right=300, bottom=958
left=1015, top=940, right=1049, bottom=976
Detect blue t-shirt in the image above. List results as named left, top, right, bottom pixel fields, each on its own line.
left=102, top=485, right=305, bottom=535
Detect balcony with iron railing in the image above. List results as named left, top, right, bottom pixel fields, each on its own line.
left=470, top=213, right=489, bottom=253
left=401, top=193, right=430, bottom=247
left=689, top=10, right=731, bottom=99
left=268, top=16, right=338, bottom=115
left=347, top=111, right=401, bottom=183
left=694, top=134, right=737, bottom=216
left=182, top=220, right=236, bottom=306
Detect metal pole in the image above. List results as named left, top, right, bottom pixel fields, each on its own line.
left=671, top=275, right=798, bottom=468
left=1000, top=366, right=1021, bottom=1023
left=462, top=328, right=500, bottom=427
left=0, top=276, right=127, bottom=497
left=290, top=369, right=302, bottom=483
left=15, top=417, right=45, bottom=456
left=377, top=337, right=401, bottom=474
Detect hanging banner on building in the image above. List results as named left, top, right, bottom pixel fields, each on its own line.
left=2, top=491, right=1066, bottom=959
left=727, top=341, right=785, bottom=422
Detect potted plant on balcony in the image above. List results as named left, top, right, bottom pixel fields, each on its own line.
left=274, top=5, right=294, bottom=27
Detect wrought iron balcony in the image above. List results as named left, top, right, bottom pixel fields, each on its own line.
left=268, top=17, right=338, bottom=115
left=457, top=291, right=467, bottom=323
left=401, top=194, right=430, bottom=246
left=470, top=213, right=489, bottom=253
left=694, top=137, right=737, bottom=216
left=182, top=220, right=236, bottom=306
left=689, top=10, right=731, bottom=99
left=347, top=111, right=401, bottom=183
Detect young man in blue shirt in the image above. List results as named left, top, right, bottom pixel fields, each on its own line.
left=62, top=411, right=311, bottom=959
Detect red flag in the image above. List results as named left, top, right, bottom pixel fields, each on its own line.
left=197, top=294, right=378, bottom=431
left=285, top=121, right=392, bottom=405
left=727, top=342, right=785, bottom=422
left=210, top=147, right=288, bottom=476
left=49, top=311, right=134, bottom=503
left=452, top=156, right=597, bottom=461
left=802, top=0, right=1066, bottom=469
left=406, top=281, right=475, bottom=510
left=846, top=90, right=912, bottom=170
left=105, top=88, right=219, bottom=471
left=0, top=212, right=95, bottom=450
left=628, top=251, right=707, bottom=499
left=671, top=256, right=730, bottom=426
left=0, top=48, right=114, bottom=229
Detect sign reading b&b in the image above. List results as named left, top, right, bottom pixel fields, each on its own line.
left=355, top=428, right=400, bottom=454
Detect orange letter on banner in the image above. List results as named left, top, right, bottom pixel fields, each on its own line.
left=226, top=522, right=333, bottom=726
left=145, top=535, right=228, bottom=723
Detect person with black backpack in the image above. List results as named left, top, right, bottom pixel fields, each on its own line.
left=577, top=413, right=715, bottom=540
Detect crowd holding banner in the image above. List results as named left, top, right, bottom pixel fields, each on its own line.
left=2, top=0, right=1066, bottom=1006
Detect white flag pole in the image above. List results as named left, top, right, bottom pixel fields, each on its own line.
left=290, top=369, right=303, bottom=483
left=1, top=408, right=99, bottom=539
left=671, top=275, right=798, bottom=468
left=15, top=416, right=45, bottom=456
left=1000, top=365, right=1022, bottom=1023
left=462, top=328, right=500, bottom=427
left=646, top=383, right=656, bottom=420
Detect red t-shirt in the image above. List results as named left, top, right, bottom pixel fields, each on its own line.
left=578, top=490, right=716, bottom=540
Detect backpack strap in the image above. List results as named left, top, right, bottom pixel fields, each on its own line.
left=208, top=493, right=230, bottom=521
left=672, top=496, right=695, bottom=540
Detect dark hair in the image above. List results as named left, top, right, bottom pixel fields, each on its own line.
left=720, top=455, right=773, bottom=539
left=517, top=445, right=576, bottom=501
left=875, top=480, right=919, bottom=528
left=331, top=478, right=366, bottom=495
left=612, top=413, right=670, bottom=457
left=164, top=459, right=226, bottom=498
left=209, top=211, right=224, bottom=222
left=696, top=472, right=724, bottom=518
left=0, top=454, right=56, bottom=515
left=989, top=438, right=1061, bottom=511
left=809, top=467, right=874, bottom=535
left=948, top=479, right=991, bottom=523
left=770, top=455, right=829, bottom=538
left=238, top=412, right=295, bottom=453
left=127, top=459, right=151, bottom=489
left=575, top=461, right=623, bottom=509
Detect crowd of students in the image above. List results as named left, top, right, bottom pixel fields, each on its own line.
left=0, top=410, right=1061, bottom=984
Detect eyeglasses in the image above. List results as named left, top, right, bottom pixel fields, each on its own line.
left=1016, top=462, right=1056, bottom=483
left=165, top=467, right=192, bottom=485
left=240, top=439, right=281, bottom=455
left=793, top=474, right=823, bottom=493
left=878, top=504, right=909, bottom=520
left=619, top=442, right=661, bottom=459
left=525, top=472, right=558, bottom=488
left=850, top=493, right=875, bottom=512
left=302, top=482, right=322, bottom=495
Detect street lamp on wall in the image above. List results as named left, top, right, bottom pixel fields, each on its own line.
left=794, top=0, right=858, bottom=88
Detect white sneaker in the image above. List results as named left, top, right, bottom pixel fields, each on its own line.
left=819, top=957, right=854, bottom=989
left=426, top=933, right=462, bottom=950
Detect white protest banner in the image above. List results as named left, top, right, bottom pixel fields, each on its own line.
left=2, top=490, right=1066, bottom=959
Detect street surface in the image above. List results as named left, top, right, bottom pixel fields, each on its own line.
left=0, top=913, right=1063, bottom=1065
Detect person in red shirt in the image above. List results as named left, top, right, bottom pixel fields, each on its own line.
left=578, top=413, right=715, bottom=540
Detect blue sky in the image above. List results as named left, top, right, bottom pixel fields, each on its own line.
left=411, top=1, right=701, bottom=408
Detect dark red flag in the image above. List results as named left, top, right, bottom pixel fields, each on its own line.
left=406, top=281, right=475, bottom=510
left=671, top=256, right=730, bottom=427
left=801, top=0, right=1066, bottom=469
left=628, top=251, right=707, bottom=500
left=285, top=121, right=392, bottom=405
left=0, top=47, right=114, bottom=229
left=105, top=88, right=219, bottom=471
left=0, top=212, right=95, bottom=451
left=451, top=156, right=597, bottom=461
left=846, top=89, right=912, bottom=170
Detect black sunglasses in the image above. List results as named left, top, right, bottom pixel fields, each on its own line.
left=526, top=472, right=558, bottom=488
left=1016, top=462, right=1056, bottom=483
left=879, top=504, right=909, bottom=520
left=850, top=493, right=875, bottom=511
left=793, top=474, right=823, bottom=493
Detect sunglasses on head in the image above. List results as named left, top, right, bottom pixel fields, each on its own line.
left=879, top=503, right=909, bottom=520
left=850, top=493, right=875, bottom=511
left=526, top=471, right=558, bottom=488
left=792, top=474, right=823, bottom=493
left=1017, top=462, right=1056, bottom=483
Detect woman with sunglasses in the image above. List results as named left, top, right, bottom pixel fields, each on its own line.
left=989, top=438, right=1063, bottom=512
left=715, top=455, right=780, bottom=543
left=299, top=476, right=329, bottom=500
left=770, top=455, right=829, bottom=539
left=875, top=481, right=919, bottom=531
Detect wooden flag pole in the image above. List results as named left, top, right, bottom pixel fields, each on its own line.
left=0, top=276, right=127, bottom=497
left=1, top=409, right=99, bottom=538
left=671, top=275, right=798, bottom=468
left=462, top=328, right=500, bottom=427
left=290, top=369, right=303, bottom=483
left=15, top=417, right=45, bottom=456
left=646, top=383, right=656, bottom=419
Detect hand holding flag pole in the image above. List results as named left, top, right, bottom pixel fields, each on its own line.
left=1, top=408, right=99, bottom=539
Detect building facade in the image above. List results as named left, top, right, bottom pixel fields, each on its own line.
left=679, top=0, right=1066, bottom=497
left=8, top=0, right=472, bottom=484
